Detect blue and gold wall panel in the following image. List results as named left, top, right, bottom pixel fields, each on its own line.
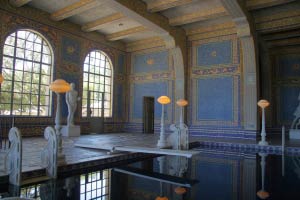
left=193, top=76, right=239, bottom=126
left=133, top=50, right=169, bottom=73
left=61, top=36, right=81, bottom=64
left=190, top=35, right=241, bottom=129
left=196, top=40, right=232, bottom=66
left=116, top=53, right=126, bottom=75
left=127, top=47, right=174, bottom=131
left=192, top=35, right=239, bottom=69
left=130, top=81, right=172, bottom=122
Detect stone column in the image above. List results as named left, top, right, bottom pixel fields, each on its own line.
left=169, top=47, right=185, bottom=123
left=240, top=36, right=258, bottom=130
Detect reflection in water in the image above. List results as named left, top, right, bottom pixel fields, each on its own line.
left=292, top=156, right=300, bottom=179
left=1, top=169, right=110, bottom=200
left=21, top=184, right=41, bottom=199
left=80, top=170, right=110, bottom=200
left=257, top=153, right=270, bottom=199
left=2, top=150, right=300, bottom=200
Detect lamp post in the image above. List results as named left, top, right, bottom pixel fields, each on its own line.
left=257, top=153, right=269, bottom=199
left=157, top=96, right=171, bottom=148
left=49, top=79, right=70, bottom=162
left=176, top=99, right=188, bottom=129
left=258, top=100, right=270, bottom=146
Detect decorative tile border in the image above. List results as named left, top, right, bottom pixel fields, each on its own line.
left=191, top=66, right=238, bottom=77
left=189, top=127, right=257, bottom=140
left=130, top=71, right=174, bottom=82
left=195, top=141, right=300, bottom=156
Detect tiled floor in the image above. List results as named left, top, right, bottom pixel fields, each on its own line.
left=0, top=133, right=162, bottom=178
left=1, top=132, right=300, bottom=180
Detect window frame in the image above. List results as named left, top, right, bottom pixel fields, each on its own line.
left=0, top=29, right=54, bottom=117
left=82, top=50, right=113, bottom=118
left=80, top=169, right=111, bottom=200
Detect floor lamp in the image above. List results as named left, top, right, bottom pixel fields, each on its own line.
left=50, top=79, right=70, bottom=163
left=157, top=96, right=171, bottom=148
left=258, top=99, right=270, bottom=146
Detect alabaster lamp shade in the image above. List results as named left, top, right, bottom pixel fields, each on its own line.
left=155, top=197, right=168, bottom=200
left=157, top=96, right=171, bottom=105
left=176, top=99, right=188, bottom=107
left=174, top=187, right=187, bottom=195
left=257, top=99, right=270, bottom=108
left=257, top=190, right=270, bottom=199
left=0, top=73, right=4, bottom=84
left=50, top=79, right=71, bottom=93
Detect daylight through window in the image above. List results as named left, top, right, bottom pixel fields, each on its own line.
left=0, top=30, right=53, bottom=116
left=82, top=50, right=113, bottom=117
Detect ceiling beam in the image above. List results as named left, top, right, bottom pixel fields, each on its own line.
left=82, top=13, right=124, bottom=32
left=106, top=26, right=147, bottom=41
left=169, top=7, right=228, bottom=26
left=51, top=0, right=101, bottom=21
left=147, top=0, right=193, bottom=13
left=247, top=0, right=296, bottom=10
left=126, top=36, right=165, bottom=52
left=186, top=21, right=236, bottom=35
left=9, top=0, right=32, bottom=7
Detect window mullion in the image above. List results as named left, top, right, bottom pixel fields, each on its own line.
left=9, top=33, right=18, bottom=115
left=37, top=40, right=44, bottom=116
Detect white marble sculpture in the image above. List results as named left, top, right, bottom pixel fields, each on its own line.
left=66, top=83, right=79, bottom=126
left=168, top=99, right=189, bottom=150
left=5, top=127, right=22, bottom=186
left=41, top=126, right=58, bottom=178
left=289, top=92, right=300, bottom=139
left=62, top=83, right=81, bottom=137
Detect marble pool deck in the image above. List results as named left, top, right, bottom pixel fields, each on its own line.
left=1, top=132, right=300, bottom=183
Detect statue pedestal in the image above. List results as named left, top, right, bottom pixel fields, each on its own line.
left=61, top=125, right=80, bottom=137
left=289, top=129, right=300, bottom=139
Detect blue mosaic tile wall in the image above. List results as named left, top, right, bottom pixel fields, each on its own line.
left=197, top=76, right=234, bottom=121
left=116, top=54, right=126, bottom=74
left=133, top=50, right=169, bottom=73
left=127, top=48, right=173, bottom=133
left=189, top=35, right=245, bottom=139
left=132, top=81, right=168, bottom=119
left=197, top=40, right=232, bottom=67
left=61, top=36, right=81, bottom=64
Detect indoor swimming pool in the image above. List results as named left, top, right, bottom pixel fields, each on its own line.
left=1, top=148, right=299, bottom=200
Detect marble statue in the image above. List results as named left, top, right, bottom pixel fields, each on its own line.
left=291, top=92, right=300, bottom=129
left=289, top=92, right=300, bottom=139
left=65, top=83, right=79, bottom=126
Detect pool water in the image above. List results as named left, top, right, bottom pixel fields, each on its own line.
left=1, top=149, right=300, bottom=200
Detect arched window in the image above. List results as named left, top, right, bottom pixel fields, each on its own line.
left=82, top=50, right=113, bottom=117
left=0, top=30, right=53, bottom=116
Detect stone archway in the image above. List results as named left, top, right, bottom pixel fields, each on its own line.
left=161, top=34, right=185, bottom=123
left=221, top=0, right=258, bottom=130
